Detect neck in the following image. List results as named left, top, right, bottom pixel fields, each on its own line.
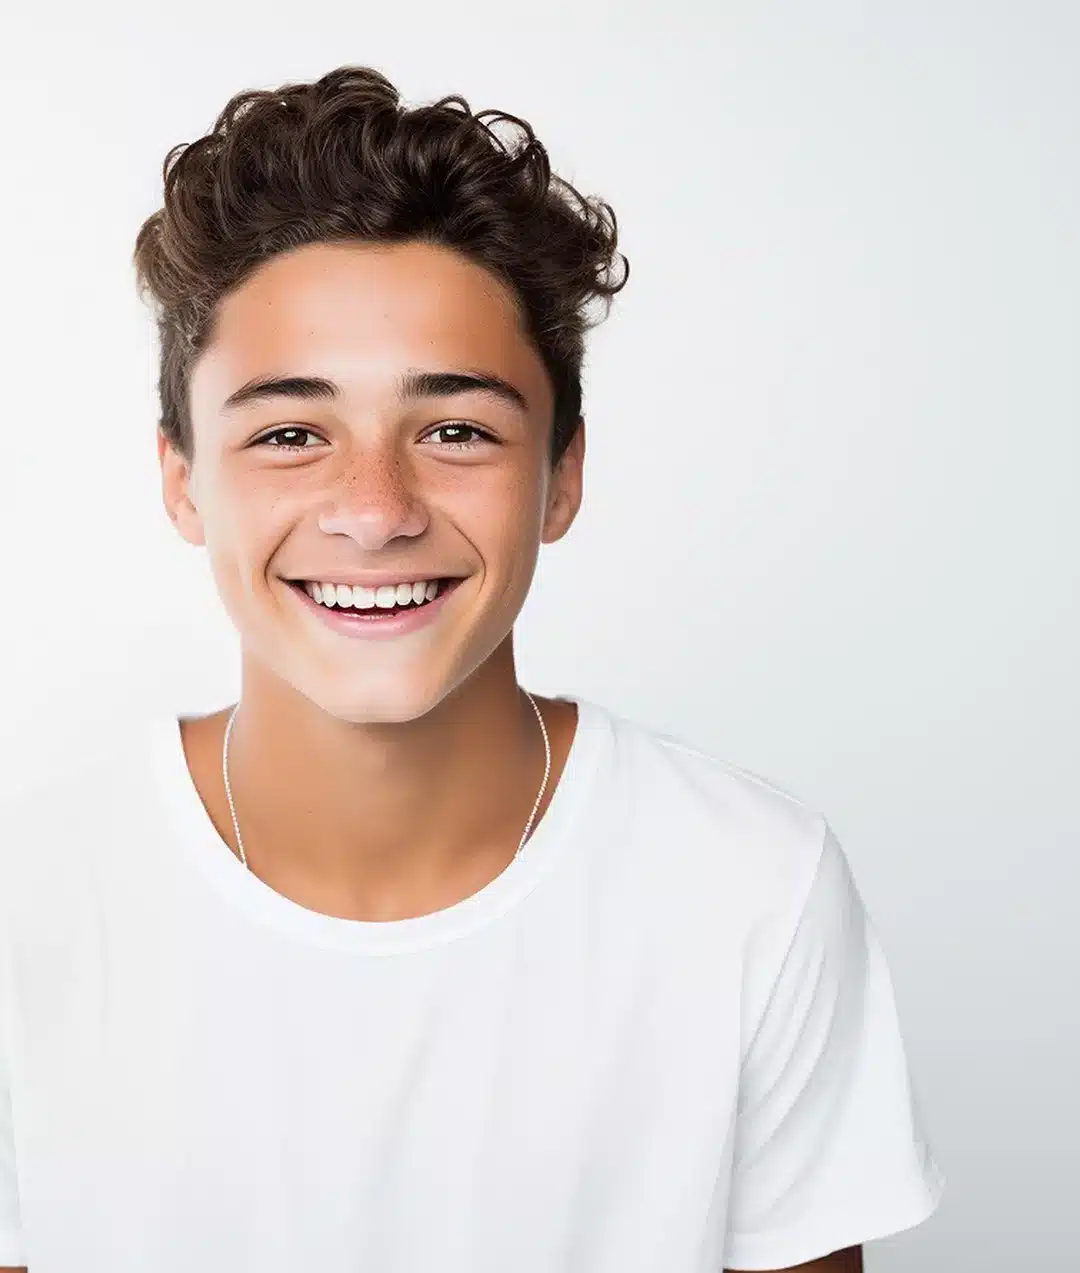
left=187, top=647, right=572, bottom=921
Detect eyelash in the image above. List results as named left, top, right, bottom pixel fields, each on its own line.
left=252, top=424, right=497, bottom=452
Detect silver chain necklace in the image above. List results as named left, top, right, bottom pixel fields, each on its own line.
left=222, top=689, right=551, bottom=871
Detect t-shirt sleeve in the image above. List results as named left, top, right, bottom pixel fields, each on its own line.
left=722, top=819, right=945, bottom=1270
left=0, top=1059, right=21, bottom=1267
left=0, top=920, right=25, bottom=1266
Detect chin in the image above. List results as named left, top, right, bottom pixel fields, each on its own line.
left=293, top=674, right=461, bottom=727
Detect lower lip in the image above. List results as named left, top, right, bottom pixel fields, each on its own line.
left=286, top=578, right=465, bottom=640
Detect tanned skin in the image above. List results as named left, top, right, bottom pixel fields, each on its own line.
left=725, top=1245, right=863, bottom=1272
left=161, top=239, right=583, bottom=918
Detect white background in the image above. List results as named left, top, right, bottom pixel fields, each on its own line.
left=2, top=2, right=1077, bottom=1268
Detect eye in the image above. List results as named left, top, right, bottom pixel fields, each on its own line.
left=252, top=427, right=324, bottom=451
left=252, top=427, right=323, bottom=450
left=422, top=423, right=497, bottom=450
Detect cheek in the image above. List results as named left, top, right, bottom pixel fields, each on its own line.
left=201, top=473, right=297, bottom=558
left=446, top=471, right=545, bottom=558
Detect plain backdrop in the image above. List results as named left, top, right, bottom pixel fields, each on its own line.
left=2, top=1, right=1077, bottom=1268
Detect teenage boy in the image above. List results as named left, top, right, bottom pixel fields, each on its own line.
left=0, top=67, right=944, bottom=1272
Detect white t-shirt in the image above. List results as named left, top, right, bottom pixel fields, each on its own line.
left=0, top=695, right=944, bottom=1271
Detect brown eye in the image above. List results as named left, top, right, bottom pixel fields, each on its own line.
left=253, top=428, right=323, bottom=450
left=423, top=424, right=496, bottom=450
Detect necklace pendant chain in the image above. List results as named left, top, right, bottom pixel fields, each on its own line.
left=221, top=690, right=552, bottom=873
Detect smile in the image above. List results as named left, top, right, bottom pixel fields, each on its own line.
left=298, top=578, right=450, bottom=613
left=284, top=577, right=466, bottom=640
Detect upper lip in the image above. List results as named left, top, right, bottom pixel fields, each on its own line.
left=286, top=572, right=464, bottom=587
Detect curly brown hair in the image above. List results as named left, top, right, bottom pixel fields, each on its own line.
left=132, top=66, right=629, bottom=469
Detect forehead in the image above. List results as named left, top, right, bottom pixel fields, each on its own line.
left=191, top=239, right=550, bottom=414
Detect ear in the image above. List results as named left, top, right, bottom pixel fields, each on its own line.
left=541, top=417, right=586, bottom=545
left=157, top=429, right=206, bottom=548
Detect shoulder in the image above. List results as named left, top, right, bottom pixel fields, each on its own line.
left=0, top=716, right=145, bottom=836
left=589, top=700, right=831, bottom=930
left=0, top=710, right=167, bottom=936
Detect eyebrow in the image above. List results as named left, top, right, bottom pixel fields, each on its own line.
left=221, top=368, right=530, bottom=415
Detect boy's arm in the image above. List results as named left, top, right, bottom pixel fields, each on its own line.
left=726, top=1243, right=863, bottom=1272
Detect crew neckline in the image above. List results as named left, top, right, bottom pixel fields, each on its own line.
left=149, top=693, right=609, bottom=955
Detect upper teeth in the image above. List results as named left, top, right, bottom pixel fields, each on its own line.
left=304, top=580, right=441, bottom=609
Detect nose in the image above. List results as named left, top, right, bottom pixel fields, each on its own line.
left=316, top=451, right=429, bottom=551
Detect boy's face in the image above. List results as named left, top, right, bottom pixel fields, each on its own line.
left=158, top=239, right=583, bottom=723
